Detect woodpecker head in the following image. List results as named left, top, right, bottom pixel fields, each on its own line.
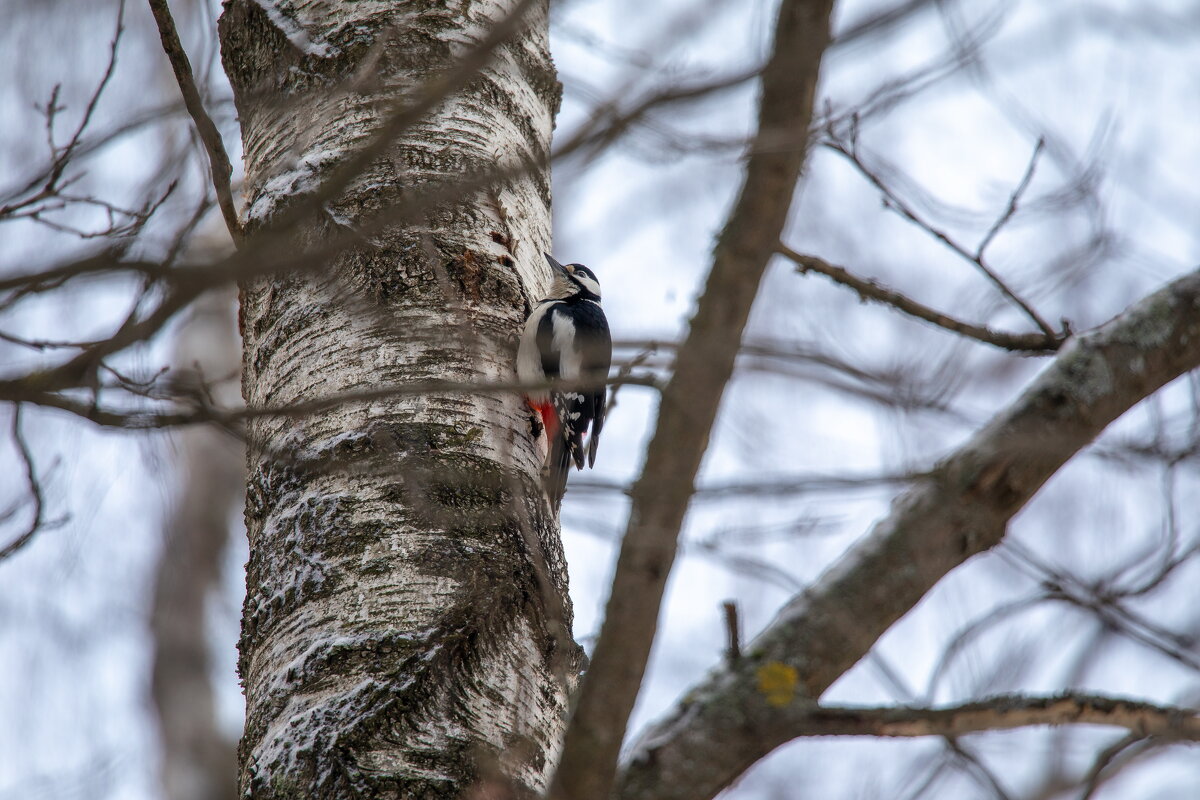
left=544, top=252, right=601, bottom=302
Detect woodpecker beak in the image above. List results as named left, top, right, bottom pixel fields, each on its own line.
left=544, top=252, right=569, bottom=275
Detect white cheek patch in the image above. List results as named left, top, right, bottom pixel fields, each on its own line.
left=576, top=275, right=601, bottom=298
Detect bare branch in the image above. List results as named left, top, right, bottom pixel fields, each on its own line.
left=1078, top=732, right=1154, bottom=800
left=944, top=738, right=1016, bottom=800
left=0, top=3, right=128, bottom=231
left=548, top=3, right=836, bottom=799
left=553, top=66, right=761, bottom=163
left=568, top=469, right=916, bottom=501
left=824, top=135, right=1061, bottom=339
left=0, top=156, right=569, bottom=406
left=975, top=137, right=1046, bottom=259
left=791, top=693, right=1200, bottom=740
left=780, top=245, right=1063, bottom=352
left=833, top=0, right=939, bottom=48
left=147, top=0, right=242, bottom=245
left=0, top=406, right=58, bottom=561
left=616, top=266, right=1200, bottom=800
left=0, top=372, right=660, bottom=430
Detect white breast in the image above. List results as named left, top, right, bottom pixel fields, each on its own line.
left=517, top=301, right=554, bottom=401
left=552, top=310, right=581, bottom=379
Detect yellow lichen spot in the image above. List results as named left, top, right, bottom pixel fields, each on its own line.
left=756, top=661, right=798, bottom=707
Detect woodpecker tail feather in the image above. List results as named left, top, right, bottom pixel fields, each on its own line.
left=547, top=430, right=572, bottom=507
left=587, top=389, right=606, bottom=468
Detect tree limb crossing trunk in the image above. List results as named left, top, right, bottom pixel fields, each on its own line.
left=219, top=2, right=573, bottom=797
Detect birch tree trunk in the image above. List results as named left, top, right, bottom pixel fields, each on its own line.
left=218, top=2, right=572, bottom=797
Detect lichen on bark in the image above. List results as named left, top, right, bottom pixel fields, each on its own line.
left=218, top=1, right=574, bottom=796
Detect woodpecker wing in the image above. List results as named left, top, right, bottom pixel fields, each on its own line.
left=534, top=300, right=609, bottom=502
left=576, top=301, right=610, bottom=468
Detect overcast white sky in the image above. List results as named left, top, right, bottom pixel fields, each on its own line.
left=2, top=1, right=1199, bottom=798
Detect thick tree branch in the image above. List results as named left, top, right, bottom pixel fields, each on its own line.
left=547, top=2, right=836, bottom=799
left=616, top=266, right=1200, bottom=800
left=793, top=693, right=1200, bottom=740
left=147, top=0, right=242, bottom=246
left=780, top=245, right=1063, bottom=352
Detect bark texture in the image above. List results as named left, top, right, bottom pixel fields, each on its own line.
left=616, top=267, right=1200, bottom=800
left=218, top=1, right=572, bottom=797
left=151, top=288, right=242, bottom=800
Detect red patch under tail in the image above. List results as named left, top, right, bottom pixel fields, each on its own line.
left=531, top=400, right=559, bottom=442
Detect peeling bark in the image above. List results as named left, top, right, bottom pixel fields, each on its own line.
left=218, top=1, right=574, bottom=797
left=616, top=267, right=1200, bottom=800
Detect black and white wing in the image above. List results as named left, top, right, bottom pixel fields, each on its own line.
left=545, top=300, right=610, bottom=503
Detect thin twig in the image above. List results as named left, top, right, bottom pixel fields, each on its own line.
left=554, top=66, right=762, bottom=163
left=722, top=601, right=741, bottom=666
left=569, top=469, right=916, bottom=500
left=975, top=137, right=1045, bottom=259
left=824, top=137, right=1059, bottom=338
left=0, top=406, right=50, bottom=560
left=944, top=738, right=1015, bottom=800
left=0, top=2, right=125, bottom=222
left=1078, top=733, right=1151, bottom=800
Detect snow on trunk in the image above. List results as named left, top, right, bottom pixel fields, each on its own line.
left=218, top=1, right=573, bottom=796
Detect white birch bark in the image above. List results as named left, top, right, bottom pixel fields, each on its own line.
left=218, top=1, right=572, bottom=796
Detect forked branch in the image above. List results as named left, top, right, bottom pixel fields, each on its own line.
left=824, top=133, right=1060, bottom=339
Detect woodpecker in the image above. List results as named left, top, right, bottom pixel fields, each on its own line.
left=517, top=253, right=612, bottom=504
